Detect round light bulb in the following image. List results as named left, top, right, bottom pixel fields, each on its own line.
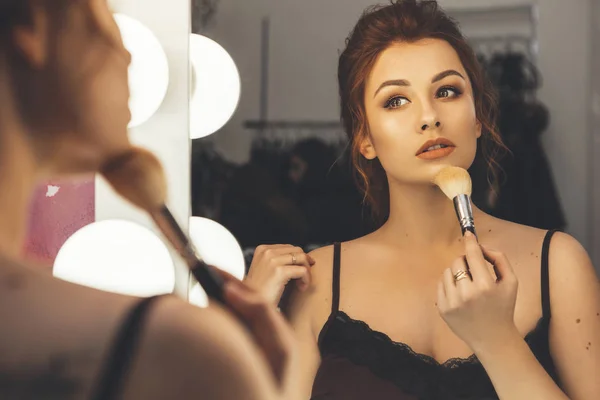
left=190, top=34, right=241, bottom=139
left=114, top=13, right=170, bottom=128
left=188, top=217, right=245, bottom=307
left=53, top=220, right=175, bottom=297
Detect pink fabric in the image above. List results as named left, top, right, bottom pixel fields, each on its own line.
left=23, top=179, right=95, bottom=266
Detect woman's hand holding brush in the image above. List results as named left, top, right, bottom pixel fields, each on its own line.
left=432, top=165, right=519, bottom=353
left=436, top=231, right=520, bottom=355
left=215, top=268, right=302, bottom=395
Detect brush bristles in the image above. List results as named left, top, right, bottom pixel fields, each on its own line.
left=101, top=147, right=168, bottom=212
left=432, top=166, right=472, bottom=199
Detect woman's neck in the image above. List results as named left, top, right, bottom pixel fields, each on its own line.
left=376, top=179, right=483, bottom=249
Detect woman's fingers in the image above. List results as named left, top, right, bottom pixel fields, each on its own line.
left=223, top=280, right=295, bottom=384
left=463, top=232, right=494, bottom=284
left=480, top=245, right=516, bottom=283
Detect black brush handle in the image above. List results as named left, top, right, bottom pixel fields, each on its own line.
left=191, top=260, right=226, bottom=304
left=153, top=206, right=227, bottom=304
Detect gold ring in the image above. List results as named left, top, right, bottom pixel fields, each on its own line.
left=453, top=270, right=470, bottom=282
left=290, top=253, right=297, bottom=265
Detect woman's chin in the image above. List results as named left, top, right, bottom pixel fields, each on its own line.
left=426, top=159, right=472, bottom=175
left=426, top=162, right=456, bottom=178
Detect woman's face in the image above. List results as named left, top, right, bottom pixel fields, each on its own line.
left=37, top=0, right=132, bottom=173
left=361, top=38, right=481, bottom=186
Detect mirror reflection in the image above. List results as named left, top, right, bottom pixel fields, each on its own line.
left=191, top=1, right=599, bottom=399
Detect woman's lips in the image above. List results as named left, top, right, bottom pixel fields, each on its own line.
left=416, top=146, right=456, bottom=160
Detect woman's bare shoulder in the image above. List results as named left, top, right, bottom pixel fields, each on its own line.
left=477, top=215, right=563, bottom=283
left=288, top=237, right=376, bottom=332
left=0, top=259, right=275, bottom=400
left=284, top=242, right=343, bottom=339
left=126, top=299, right=276, bottom=399
left=478, top=214, right=550, bottom=251
left=306, top=236, right=372, bottom=291
left=308, top=232, right=379, bottom=262
left=307, top=244, right=334, bottom=266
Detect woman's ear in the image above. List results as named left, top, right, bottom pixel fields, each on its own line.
left=12, top=5, right=49, bottom=68
left=475, top=120, right=482, bottom=139
left=359, top=135, right=377, bottom=160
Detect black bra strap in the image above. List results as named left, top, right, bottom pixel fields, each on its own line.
left=91, top=295, right=163, bottom=400
left=541, top=230, right=558, bottom=320
left=331, top=242, right=341, bottom=314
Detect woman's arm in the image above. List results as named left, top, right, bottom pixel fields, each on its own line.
left=284, top=294, right=322, bottom=400
left=283, top=246, right=334, bottom=399
left=474, top=328, right=569, bottom=400
left=471, top=232, right=599, bottom=400
left=545, top=233, right=599, bottom=399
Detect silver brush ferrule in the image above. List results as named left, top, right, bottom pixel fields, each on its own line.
left=453, top=194, right=477, bottom=237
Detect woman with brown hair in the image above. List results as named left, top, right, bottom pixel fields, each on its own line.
left=0, top=1, right=305, bottom=399
left=245, top=1, right=600, bottom=398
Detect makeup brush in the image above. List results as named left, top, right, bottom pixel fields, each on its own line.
left=100, top=147, right=226, bottom=303
left=432, top=166, right=477, bottom=238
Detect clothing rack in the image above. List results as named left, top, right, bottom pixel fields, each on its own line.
left=470, top=34, right=537, bottom=63
left=245, top=120, right=348, bottom=150
left=449, top=4, right=539, bottom=64
left=245, top=120, right=342, bottom=130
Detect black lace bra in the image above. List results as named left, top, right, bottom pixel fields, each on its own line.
left=311, top=230, right=560, bottom=400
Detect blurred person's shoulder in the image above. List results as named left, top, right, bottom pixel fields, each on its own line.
left=0, top=257, right=275, bottom=400
left=124, top=296, right=277, bottom=399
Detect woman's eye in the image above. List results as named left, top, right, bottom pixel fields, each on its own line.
left=437, top=86, right=462, bottom=98
left=384, top=96, right=410, bottom=109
